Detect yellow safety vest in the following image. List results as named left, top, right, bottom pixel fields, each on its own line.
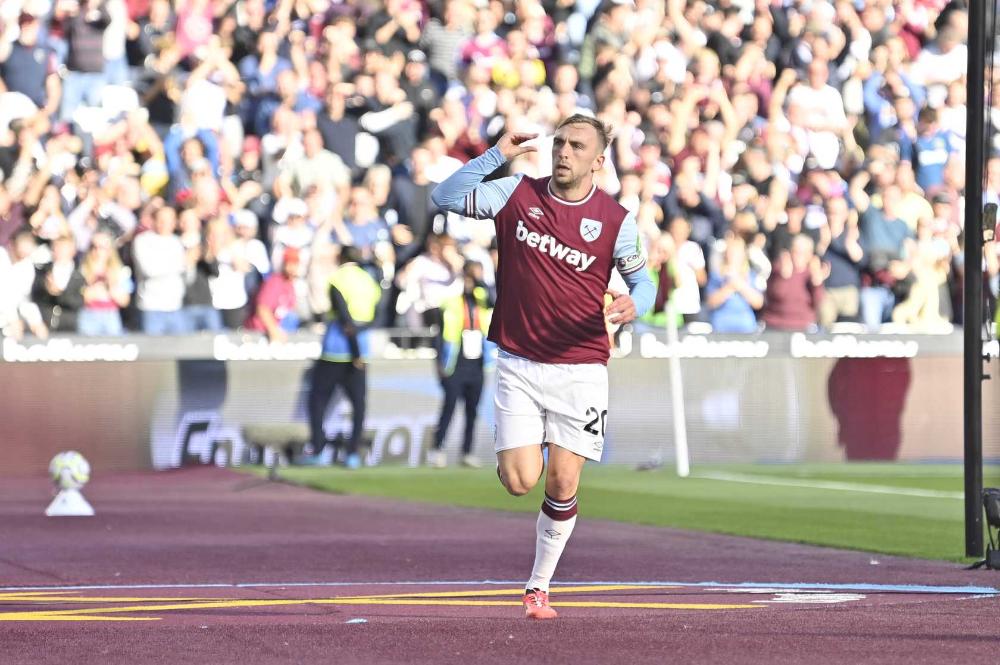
left=328, top=264, right=381, bottom=323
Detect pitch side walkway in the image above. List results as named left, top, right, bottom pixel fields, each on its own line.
left=0, top=468, right=996, bottom=664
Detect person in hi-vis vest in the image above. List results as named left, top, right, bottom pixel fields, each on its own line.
left=307, top=246, right=382, bottom=470
left=427, top=260, right=497, bottom=469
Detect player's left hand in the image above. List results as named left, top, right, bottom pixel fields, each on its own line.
left=604, top=289, right=637, bottom=324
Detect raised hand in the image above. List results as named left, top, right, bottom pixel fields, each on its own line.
left=496, top=132, right=539, bottom=161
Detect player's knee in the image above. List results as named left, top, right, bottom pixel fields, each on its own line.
left=502, top=474, right=536, bottom=497
left=545, top=472, right=578, bottom=500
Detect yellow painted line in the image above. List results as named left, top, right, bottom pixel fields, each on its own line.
left=0, top=596, right=228, bottom=603
left=0, top=585, right=759, bottom=622
left=310, top=599, right=760, bottom=610
left=0, top=614, right=159, bottom=622
left=346, top=584, right=674, bottom=600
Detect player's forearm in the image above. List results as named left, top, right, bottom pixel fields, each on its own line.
left=623, top=270, right=655, bottom=318
left=430, top=146, right=505, bottom=213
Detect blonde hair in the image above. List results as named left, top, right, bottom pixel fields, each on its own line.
left=555, top=114, right=613, bottom=151
left=81, top=231, right=124, bottom=285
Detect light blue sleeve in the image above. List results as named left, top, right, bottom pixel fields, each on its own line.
left=431, top=147, right=524, bottom=219
left=613, top=210, right=655, bottom=317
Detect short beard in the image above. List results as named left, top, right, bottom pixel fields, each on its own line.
left=552, top=168, right=582, bottom=190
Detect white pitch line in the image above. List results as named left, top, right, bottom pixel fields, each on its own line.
left=691, top=471, right=964, bottom=500
left=0, top=580, right=995, bottom=594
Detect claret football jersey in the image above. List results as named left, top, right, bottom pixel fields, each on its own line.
left=433, top=147, right=648, bottom=365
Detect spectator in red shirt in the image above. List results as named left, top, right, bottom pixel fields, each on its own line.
left=246, top=246, right=301, bottom=343
left=762, top=234, right=827, bottom=332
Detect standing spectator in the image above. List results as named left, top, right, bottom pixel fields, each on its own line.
left=638, top=231, right=681, bottom=331
left=102, top=0, right=129, bottom=84
left=238, top=25, right=291, bottom=136
left=665, top=216, right=706, bottom=325
left=458, top=6, right=508, bottom=70
left=391, top=145, right=439, bottom=267
left=762, top=235, right=827, bottom=332
left=59, top=0, right=111, bottom=122
left=275, top=127, right=350, bottom=199
left=401, top=50, right=441, bottom=136
left=420, top=0, right=473, bottom=91
left=342, top=185, right=395, bottom=286
left=307, top=246, right=382, bottom=469
left=818, top=197, right=865, bottom=329
left=32, top=234, right=86, bottom=334
left=317, top=83, right=360, bottom=177
left=891, top=217, right=952, bottom=330
left=231, top=208, right=270, bottom=277
left=270, top=197, right=314, bottom=274
left=704, top=235, right=764, bottom=333
left=203, top=218, right=250, bottom=329
left=910, top=107, right=958, bottom=193
left=178, top=209, right=222, bottom=332
left=132, top=204, right=187, bottom=334
left=661, top=172, right=726, bottom=256
left=853, top=180, right=914, bottom=330
left=397, top=232, right=463, bottom=330
left=246, top=246, right=301, bottom=342
left=0, top=11, right=61, bottom=120
left=784, top=59, right=849, bottom=170
left=0, top=184, right=27, bottom=249
left=163, top=120, right=220, bottom=203
left=0, top=228, right=48, bottom=339
left=427, top=261, right=494, bottom=469
left=368, top=0, right=422, bottom=53
left=78, top=229, right=131, bottom=335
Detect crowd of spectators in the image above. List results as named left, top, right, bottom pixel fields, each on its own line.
left=0, top=0, right=991, bottom=342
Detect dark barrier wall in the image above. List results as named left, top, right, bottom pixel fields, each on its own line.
left=2, top=331, right=998, bottom=476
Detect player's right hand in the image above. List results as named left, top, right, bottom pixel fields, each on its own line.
left=496, top=132, right=538, bottom=161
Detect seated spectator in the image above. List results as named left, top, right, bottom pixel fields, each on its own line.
left=78, top=230, right=132, bottom=336
left=132, top=205, right=188, bottom=334
left=762, top=235, right=827, bottom=332
left=705, top=235, right=764, bottom=333
left=32, top=234, right=86, bottom=334
left=246, top=246, right=302, bottom=343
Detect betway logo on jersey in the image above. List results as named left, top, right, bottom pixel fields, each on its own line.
left=515, top=220, right=596, bottom=272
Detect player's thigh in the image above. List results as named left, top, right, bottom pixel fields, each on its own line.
left=543, top=363, right=609, bottom=464
left=493, top=354, right=545, bottom=454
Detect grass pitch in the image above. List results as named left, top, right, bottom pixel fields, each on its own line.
left=255, top=462, right=1000, bottom=562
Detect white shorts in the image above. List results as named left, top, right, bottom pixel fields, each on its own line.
left=493, top=351, right=609, bottom=462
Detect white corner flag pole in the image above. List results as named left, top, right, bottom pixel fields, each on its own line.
left=665, top=304, right=690, bottom=477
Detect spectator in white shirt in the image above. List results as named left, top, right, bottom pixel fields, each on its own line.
left=132, top=205, right=188, bottom=334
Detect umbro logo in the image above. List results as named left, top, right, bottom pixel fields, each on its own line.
left=528, top=207, right=543, bottom=220
left=544, top=529, right=562, bottom=540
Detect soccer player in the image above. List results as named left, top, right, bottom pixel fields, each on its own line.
left=431, top=115, right=655, bottom=619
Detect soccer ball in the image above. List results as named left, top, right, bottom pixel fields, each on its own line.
left=49, top=451, right=91, bottom=490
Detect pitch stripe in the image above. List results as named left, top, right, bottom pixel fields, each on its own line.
left=692, top=471, right=964, bottom=500
left=0, top=580, right=994, bottom=594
